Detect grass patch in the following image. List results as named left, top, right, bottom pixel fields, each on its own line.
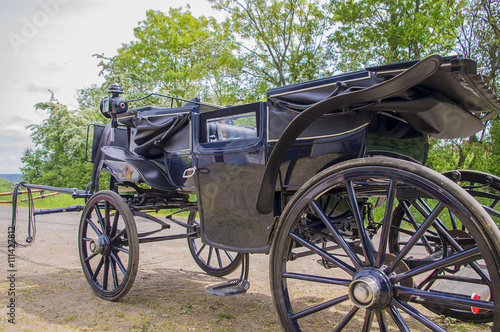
left=0, top=178, right=85, bottom=209
left=180, top=302, right=193, bottom=315
left=1, top=178, right=196, bottom=216
left=218, top=312, right=235, bottom=320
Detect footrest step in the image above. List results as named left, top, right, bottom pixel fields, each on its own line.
left=205, top=279, right=250, bottom=296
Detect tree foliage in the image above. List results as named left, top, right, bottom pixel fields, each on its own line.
left=20, top=0, right=500, bottom=189
left=21, top=100, right=104, bottom=189
left=427, top=0, right=500, bottom=175
left=458, top=0, right=500, bottom=95
left=426, top=139, right=491, bottom=173
left=96, top=7, right=243, bottom=105
left=211, top=0, right=335, bottom=92
left=328, top=0, right=464, bottom=71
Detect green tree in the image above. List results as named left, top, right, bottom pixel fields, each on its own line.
left=211, top=0, right=335, bottom=94
left=96, top=7, right=243, bottom=105
left=427, top=0, right=500, bottom=176
left=329, top=0, right=464, bottom=71
left=426, top=138, right=492, bottom=173
left=458, top=0, right=500, bottom=95
left=21, top=98, right=104, bottom=189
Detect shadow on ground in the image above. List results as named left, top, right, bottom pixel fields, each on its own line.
left=3, top=266, right=280, bottom=331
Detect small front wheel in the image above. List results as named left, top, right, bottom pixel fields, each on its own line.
left=187, top=209, right=242, bottom=277
left=78, top=190, right=139, bottom=301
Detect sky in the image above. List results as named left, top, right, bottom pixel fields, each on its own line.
left=0, top=0, right=225, bottom=174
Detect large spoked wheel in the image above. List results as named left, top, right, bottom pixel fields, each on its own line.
left=78, top=190, right=139, bottom=301
left=270, top=157, right=500, bottom=331
left=187, top=210, right=242, bottom=277
left=388, top=169, right=500, bottom=323
left=442, top=170, right=500, bottom=222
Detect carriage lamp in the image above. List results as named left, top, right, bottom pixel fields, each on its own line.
left=99, top=83, right=128, bottom=118
left=99, top=83, right=129, bottom=141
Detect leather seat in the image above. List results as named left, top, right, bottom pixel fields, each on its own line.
left=207, top=122, right=256, bottom=142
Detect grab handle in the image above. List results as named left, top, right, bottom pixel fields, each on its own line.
left=182, top=167, right=197, bottom=178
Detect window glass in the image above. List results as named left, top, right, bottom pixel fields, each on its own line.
left=206, top=112, right=257, bottom=142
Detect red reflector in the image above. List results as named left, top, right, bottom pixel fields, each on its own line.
left=471, top=293, right=480, bottom=314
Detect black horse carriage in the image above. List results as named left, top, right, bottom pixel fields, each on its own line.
left=12, top=54, right=500, bottom=331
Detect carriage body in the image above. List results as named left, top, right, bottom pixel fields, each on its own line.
left=15, top=54, right=500, bottom=330
left=93, top=55, right=496, bottom=254
left=95, top=101, right=371, bottom=253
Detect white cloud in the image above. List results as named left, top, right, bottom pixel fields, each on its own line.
left=25, top=79, right=58, bottom=93
left=0, top=0, right=225, bottom=174
left=39, top=62, right=68, bottom=72
left=6, top=125, right=30, bottom=132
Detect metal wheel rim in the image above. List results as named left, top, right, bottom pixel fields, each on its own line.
left=78, top=190, right=138, bottom=301
left=270, top=158, right=500, bottom=331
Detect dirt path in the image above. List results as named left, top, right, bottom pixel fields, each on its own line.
left=0, top=205, right=494, bottom=331
left=0, top=206, right=280, bottom=331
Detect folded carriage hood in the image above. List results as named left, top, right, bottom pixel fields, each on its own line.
left=268, top=56, right=500, bottom=140
left=257, top=55, right=500, bottom=214
left=368, top=57, right=500, bottom=139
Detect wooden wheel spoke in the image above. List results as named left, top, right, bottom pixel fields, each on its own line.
left=391, top=246, right=481, bottom=283
left=490, top=198, right=499, bottom=209
left=104, top=201, right=110, bottom=235
left=448, top=209, right=458, bottom=230
left=282, top=272, right=351, bottom=286
left=400, top=201, right=436, bottom=254
left=290, top=294, right=349, bottom=321
left=310, top=200, right=363, bottom=269
left=224, top=250, right=234, bottom=261
left=385, top=203, right=444, bottom=274
left=103, top=256, right=110, bottom=290
left=394, top=286, right=494, bottom=311
left=207, top=246, right=213, bottom=266
left=111, top=228, right=127, bottom=243
left=92, top=257, right=105, bottom=281
left=111, top=210, right=120, bottom=237
left=362, top=309, right=374, bottom=332
left=84, top=252, right=98, bottom=262
left=110, top=258, right=119, bottom=288
left=94, top=205, right=106, bottom=232
left=393, top=298, right=448, bottom=332
left=111, top=245, right=129, bottom=254
left=332, top=306, right=359, bottom=332
left=110, top=251, right=127, bottom=275
left=376, top=180, right=397, bottom=267
left=430, top=220, right=491, bottom=284
left=386, top=305, right=410, bottom=332
left=376, top=310, right=388, bottom=332
left=289, top=231, right=356, bottom=276
left=86, top=217, right=102, bottom=237
left=215, top=249, right=223, bottom=268
left=346, top=180, right=375, bottom=266
left=197, top=243, right=207, bottom=256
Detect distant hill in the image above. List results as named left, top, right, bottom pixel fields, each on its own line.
left=0, top=174, right=22, bottom=183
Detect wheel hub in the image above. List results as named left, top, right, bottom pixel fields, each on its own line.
left=89, top=236, right=111, bottom=256
left=348, top=268, right=392, bottom=309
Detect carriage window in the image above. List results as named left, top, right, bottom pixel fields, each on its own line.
left=206, top=112, right=257, bottom=142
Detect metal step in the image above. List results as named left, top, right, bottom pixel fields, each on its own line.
left=429, top=265, right=490, bottom=299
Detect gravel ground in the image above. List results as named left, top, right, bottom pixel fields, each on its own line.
left=0, top=205, right=494, bottom=331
